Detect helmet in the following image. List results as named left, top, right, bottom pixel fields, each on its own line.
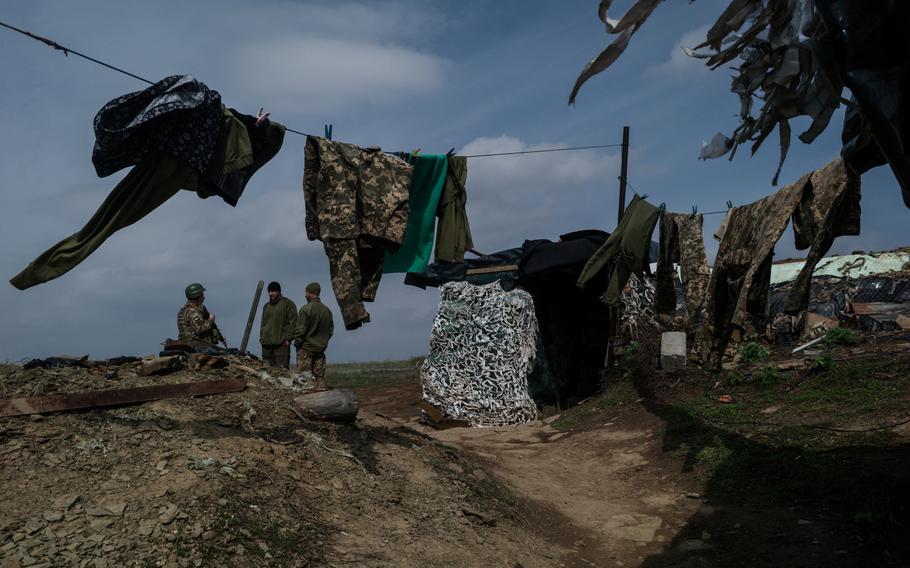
left=185, top=283, right=206, bottom=300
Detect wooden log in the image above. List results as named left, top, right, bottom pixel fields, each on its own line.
left=140, top=355, right=186, bottom=376
left=293, top=389, right=359, bottom=422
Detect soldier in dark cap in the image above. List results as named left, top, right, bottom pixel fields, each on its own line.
left=177, top=283, right=227, bottom=348
left=294, top=282, right=334, bottom=389
left=259, top=281, right=297, bottom=368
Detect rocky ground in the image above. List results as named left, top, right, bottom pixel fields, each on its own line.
left=2, top=329, right=910, bottom=567
left=0, top=356, right=562, bottom=567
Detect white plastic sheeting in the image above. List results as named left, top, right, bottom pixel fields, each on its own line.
left=770, top=252, right=910, bottom=285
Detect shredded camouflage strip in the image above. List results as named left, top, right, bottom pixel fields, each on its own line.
left=620, top=274, right=659, bottom=339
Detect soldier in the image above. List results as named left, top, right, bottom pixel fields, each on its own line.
left=294, top=282, right=334, bottom=389
left=259, top=281, right=297, bottom=368
left=177, top=283, right=227, bottom=348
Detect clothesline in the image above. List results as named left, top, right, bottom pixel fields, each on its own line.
left=0, top=19, right=628, bottom=159
left=4, top=18, right=738, bottom=215
left=618, top=176, right=730, bottom=216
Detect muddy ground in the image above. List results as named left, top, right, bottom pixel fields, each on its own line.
left=2, top=332, right=910, bottom=567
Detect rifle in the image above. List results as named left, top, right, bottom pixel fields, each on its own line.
left=200, top=305, right=227, bottom=347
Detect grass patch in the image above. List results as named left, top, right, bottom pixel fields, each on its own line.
left=810, top=353, right=836, bottom=373
left=756, top=366, right=782, bottom=386
left=327, top=357, right=423, bottom=388
left=553, top=377, right=639, bottom=430
left=738, top=342, right=770, bottom=364
left=823, top=328, right=860, bottom=346
left=216, top=504, right=319, bottom=563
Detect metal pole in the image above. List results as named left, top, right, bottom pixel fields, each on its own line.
left=617, top=125, right=630, bottom=224
left=240, top=280, right=265, bottom=354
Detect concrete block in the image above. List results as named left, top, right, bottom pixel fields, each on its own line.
left=660, top=331, right=687, bottom=371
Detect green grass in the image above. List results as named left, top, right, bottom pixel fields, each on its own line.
left=738, top=342, right=770, bottom=364
left=326, top=356, right=423, bottom=388
left=810, top=353, right=836, bottom=373
left=553, top=378, right=639, bottom=430
left=823, top=328, right=860, bottom=346
left=212, top=495, right=325, bottom=564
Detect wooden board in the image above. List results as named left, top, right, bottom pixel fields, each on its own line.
left=464, top=264, right=519, bottom=275
left=0, top=377, right=246, bottom=418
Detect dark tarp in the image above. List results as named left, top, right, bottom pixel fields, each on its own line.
left=410, top=229, right=612, bottom=406
left=815, top=0, right=910, bottom=207
left=519, top=230, right=611, bottom=405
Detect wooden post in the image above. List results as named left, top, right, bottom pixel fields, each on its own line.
left=240, top=280, right=265, bottom=354
left=607, top=126, right=630, bottom=367
left=617, top=125, right=630, bottom=224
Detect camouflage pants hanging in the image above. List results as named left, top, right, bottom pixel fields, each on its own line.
left=655, top=212, right=710, bottom=323
left=323, top=238, right=385, bottom=330
left=297, top=349, right=327, bottom=388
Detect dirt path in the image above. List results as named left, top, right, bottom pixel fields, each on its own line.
left=358, top=384, right=706, bottom=568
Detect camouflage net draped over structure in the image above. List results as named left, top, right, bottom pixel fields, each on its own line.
left=420, top=281, right=540, bottom=427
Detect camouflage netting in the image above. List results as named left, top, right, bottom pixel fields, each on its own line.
left=421, top=281, right=539, bottom=427
left=620, top=274, right=659, bottom=339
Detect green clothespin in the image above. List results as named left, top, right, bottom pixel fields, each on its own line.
left=324, top=124, right=333, bottom=140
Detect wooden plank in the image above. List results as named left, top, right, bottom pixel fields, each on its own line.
left=0, top=377, right=246, bottom=418
left=240, top=280, right=265, bottom=353
left=464, top=264, right=519, bottom=275
left=852, top=302, right=908, bottom=317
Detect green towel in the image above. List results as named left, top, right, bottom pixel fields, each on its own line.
left=384, top=154, right=448, bottom=274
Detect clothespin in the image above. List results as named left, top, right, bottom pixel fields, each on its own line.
left=254, top=107, right=270, bottom=127
left=324, top=124, right=333, bottom=140
left=726, top=200, right=733, bottom=209
left=691, top=205, right=698, bottom=218
left=411, top=148, right=421, bottom=157
left=445, top=148, right=456, bottom=157
left=659, top=202, right=666, bottom=211
left=640, top=193, right=649, bottom=200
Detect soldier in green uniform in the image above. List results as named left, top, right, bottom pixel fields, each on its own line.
left=294, top=282, right=334, bottom=389
left=259, top=281, right=297, bottom=368
left=177, top=283, right=227, bottom=348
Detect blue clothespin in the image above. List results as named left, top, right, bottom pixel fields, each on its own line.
left=446, top=148, right=456, bottom=157
left=640, top=193, right=648, bottom=200
left=659, top=202, right=666, bottom=211
left=726, top=200, right=733, bottom=209
left=691, top=205, right=698, bottom=217
left=324, top=124, right=333, bottom=140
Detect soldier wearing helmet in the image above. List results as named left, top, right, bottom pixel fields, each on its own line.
left=177, top=283, right=227, bottom=348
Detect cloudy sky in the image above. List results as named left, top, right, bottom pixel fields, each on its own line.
left=1, top=1, right=905, bottom=363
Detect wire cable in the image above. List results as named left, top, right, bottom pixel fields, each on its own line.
left=4, top=15, right=732, bottom=213
left=461, top=143, right=624, bottom=158
left=1, top=18, right=629, bottom=157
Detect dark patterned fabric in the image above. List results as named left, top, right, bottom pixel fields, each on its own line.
left=92, top=75, right=222, bottom=177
